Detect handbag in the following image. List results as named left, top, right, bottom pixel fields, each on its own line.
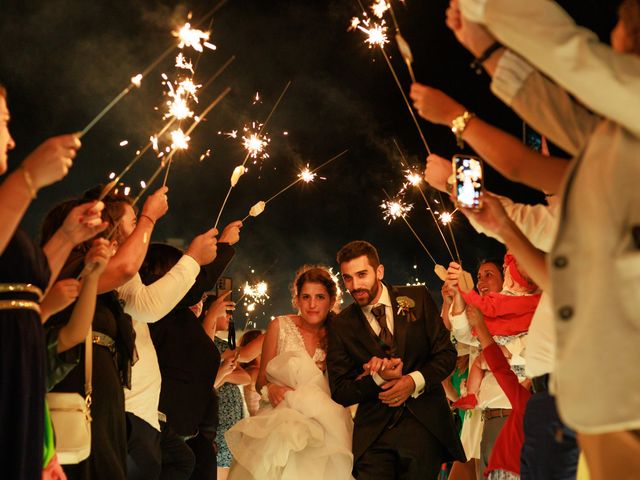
left=47, top=329, right=93, bottom=464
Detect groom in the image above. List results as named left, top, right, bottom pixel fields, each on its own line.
left=327, top=240, right=465, bottom=479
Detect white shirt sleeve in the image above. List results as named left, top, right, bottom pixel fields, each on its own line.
left=371, top=371, right=425, bottom=399
left=449, top=305, right=480, bottom=347
left=467, top=193, right=558, bottom=252
left=461, top=0, right=640, bottom=138
left=116, top=254, right=201, bottom=324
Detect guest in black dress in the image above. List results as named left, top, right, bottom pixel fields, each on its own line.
left=140, top=241, right=235, bottom=480
left=0, top=84, right=95, bottom=480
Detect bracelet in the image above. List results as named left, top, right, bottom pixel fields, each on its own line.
left=139, top=214, right=156, bottom=226
left=445, top=174, right=455, bottom=194
left=20, top=167, right=37, bottom=199
left=470, top=41, right=502, bottom=75
left=451, top=111, right=475, bottom=148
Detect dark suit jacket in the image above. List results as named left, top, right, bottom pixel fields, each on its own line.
left=327, top=284, right=466, bottom=463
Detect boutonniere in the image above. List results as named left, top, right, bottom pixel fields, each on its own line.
left=396, top=296, right=417, bottom=322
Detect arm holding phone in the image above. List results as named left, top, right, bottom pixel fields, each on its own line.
left=410, top=84, right=568, bottom=194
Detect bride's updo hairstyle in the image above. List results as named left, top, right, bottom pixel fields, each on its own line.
left=291, top=265, right=338, bottom=309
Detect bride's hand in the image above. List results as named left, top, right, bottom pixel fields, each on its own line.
left=267, top=384, right=293, bottom=407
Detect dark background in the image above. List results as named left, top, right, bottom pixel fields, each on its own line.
left=0, top=0, right=617, bottom=326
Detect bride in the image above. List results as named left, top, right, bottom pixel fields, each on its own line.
left=226, top=266, right=354, bottom=480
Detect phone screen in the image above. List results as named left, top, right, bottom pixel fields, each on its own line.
left=216, top=276, right=233, bottom=301
left=454, top=155, right=483, bottom=209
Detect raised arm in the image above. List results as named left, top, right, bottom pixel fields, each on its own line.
left=410, top=84, right=568, bottom=194
left=97, top=187, right=168, bottom=293
left=0, top=134, right=80, bottom=255
left=463, top=193, right=549, bottom=291
left=459, top=0, right=640, bottom=137
left=56, top=239, right=112, bottom=352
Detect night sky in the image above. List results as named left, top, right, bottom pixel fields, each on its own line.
left=0, top=0, right=617, bottom=326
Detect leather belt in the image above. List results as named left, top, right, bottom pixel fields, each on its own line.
left=482, top=408, right=511, bottom=421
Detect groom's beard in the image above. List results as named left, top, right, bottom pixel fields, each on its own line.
left=350, top=280, right=380, bottom=307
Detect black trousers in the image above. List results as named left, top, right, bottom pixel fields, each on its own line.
left=126, top=412, right=195, bottom=480
left=354, top=410, right=445, bottom=480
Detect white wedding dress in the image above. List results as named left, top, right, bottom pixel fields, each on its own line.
left=226, top=315, right=355, bottom=480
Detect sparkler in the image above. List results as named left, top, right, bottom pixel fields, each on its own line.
left=381, top=189, right=439, bottom=268
left=349, top=11, right=430, bottom=153
left=131, top=86, right=231, bottom=207
left=77, top=0, right=228, bottom=139
left=381, top=197, right=413, bottom=223
left=173, top=22, right=216, bottom=52
left=240, top=150, right=348, bottom=223
left=97, top=56, right=235, bottom=201
left=241, top=125, right=270, bottom=160
left=238, top=281, right=270, bottom=304
left=213, top=80, right=293, bottom=230
left=393, top=139, right=461, bottom=265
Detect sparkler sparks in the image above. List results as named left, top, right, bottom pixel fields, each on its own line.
left=371, top=0, right=390, bottom=18
left=130, top=74, right=143, bottom=87
left=349, top=14, right=389, bottom=47
left=242, top=281, right=270, bottom=304
left=175, top=53, right=194, bottom=73
left=173, top=22, right=216, bottom=52
left=242, top=124, right=270, bottom=160
left=170, top=129, right=190, bottom=150
left=404, top=169, right=422, bottom=187
left=439, top=212, right=453, bottom=225
left=381, top=198, right=413, bottom=223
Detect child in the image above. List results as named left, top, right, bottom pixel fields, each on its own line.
left=453, top=253, right=540, bottom=409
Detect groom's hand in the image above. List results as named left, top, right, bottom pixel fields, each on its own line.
left=379, top=375, right=416, bottom=407
left=363, top=356, right=403, bottom=378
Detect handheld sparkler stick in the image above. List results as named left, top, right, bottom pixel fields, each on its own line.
left=78, top=0, right=229, bottom=139
left=381, top=189, right=440, bottom=269
left=77, top=87, right=231, bottom=281
left=133, top=86, right=231, bottom=203
left=379, top=47, right=430, bottom=154
left=213, top=80, right=293, bottom=230
left=240, top=149, right=349, bottom=223
left=393, top=139, right=458, bottom=263
left=99, top=56, right=236, bottom=199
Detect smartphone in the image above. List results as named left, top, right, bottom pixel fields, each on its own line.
left=216, top=276, right=233, bottom=301
left=453, top=154, right=483, bottom=210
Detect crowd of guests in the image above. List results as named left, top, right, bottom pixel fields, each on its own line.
left=1, top=0, right=640, bottom=479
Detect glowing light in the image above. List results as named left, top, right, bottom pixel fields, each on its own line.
left=124, top=186, right=131, bottom=196
left=242, top=127, right=270, bottom=160
left=175, top=53, right=194, bottom=73
left=170, top=129, right=190, bottom=150
left=404, top=169, right=422, bottom=187
left=439, top=209, right=458, bottom=225
left=381, top=198, right=413, bottom=223
left=243, top=281, right=270, bottom=304
left=108, top=172, right=116, bottom=180
left=173, top=22, right=216, bottom=52
left=140, top=180, right=147, bottom=188
left=371, top=0, right=390, bottom=18
left=119, top=140, right=129, bottom=147
left=252, top=92, right=261, bottom=104
left=328, top=267, right=344, bottom=304
left=199, top=149, right=211, bottom=162
left=131, top=74, right=143, bottom=87
left=247, top=303, right=256, bottom=312
left=150, top=135, right=159, bottom=152
left=298, top=164, right=326, bottom=183
left=350, top=14, right=389, bottom=48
